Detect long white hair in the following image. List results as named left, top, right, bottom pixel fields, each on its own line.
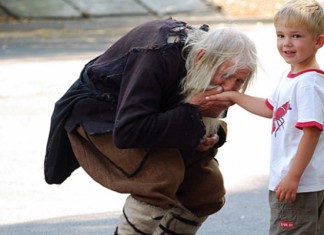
left=180, top=27, right=258, bottom=137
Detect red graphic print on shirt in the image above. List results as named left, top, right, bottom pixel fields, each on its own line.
left=272, top=101, right=291, bottom=136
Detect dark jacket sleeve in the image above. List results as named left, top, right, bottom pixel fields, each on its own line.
left=113, top=47, right=206, bottom=151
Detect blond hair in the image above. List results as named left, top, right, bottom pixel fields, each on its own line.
left=274, top=0, right=324, bottom=37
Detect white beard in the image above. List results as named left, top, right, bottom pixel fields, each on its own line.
left=183, top=84, right=222, bottom=138
left=201, top=116, right=220, bottom=137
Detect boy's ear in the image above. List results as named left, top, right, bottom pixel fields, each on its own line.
left=315, top=34, right=324, bottom=49
left=194, top=49, right=206, bottom=64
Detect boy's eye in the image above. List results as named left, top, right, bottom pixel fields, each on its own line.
left=292, top=34, right=301, bottom=38
left=277, top=34, right=284, bottom=38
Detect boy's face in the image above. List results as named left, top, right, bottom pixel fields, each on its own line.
left=275, top=19, right=320, bottom=72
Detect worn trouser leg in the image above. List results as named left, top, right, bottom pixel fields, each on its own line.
left=68, top=126, right=185, bottom=209
left=115, top=195, right=167, bottom=235
left=68, top=127, right=225, bottom=233
left=153, top=205, right=207, bottom=235
left=151, top=153, right=224, bottom=235
left=177, top=153, right=226, bottom=217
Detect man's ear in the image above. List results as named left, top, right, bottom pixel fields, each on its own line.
left=194, top=49, right=206, bottom=64
left=315, top=34, right=324, bottom=49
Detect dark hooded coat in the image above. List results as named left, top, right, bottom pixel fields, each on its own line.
left=44, top=18, right=226, bottom=184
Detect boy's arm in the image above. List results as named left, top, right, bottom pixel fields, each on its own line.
left=275, top=126, right=321, bottom=203
left=206, top=91, right=272, bottom=118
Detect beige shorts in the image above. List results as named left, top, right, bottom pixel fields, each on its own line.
left=67, top=125, right=226, bottom=217
left=269, top=190, right=324, bottom=235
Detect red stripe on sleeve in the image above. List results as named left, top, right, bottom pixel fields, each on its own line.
left=296, top=121, right=323, bottom=131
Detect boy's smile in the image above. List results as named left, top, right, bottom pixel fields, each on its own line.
left=275, top=19, right=320, bottom=73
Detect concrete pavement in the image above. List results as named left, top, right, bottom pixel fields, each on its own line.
left=0, top=178, right=269, bottom=235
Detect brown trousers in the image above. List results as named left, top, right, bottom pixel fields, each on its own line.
left=67, top=126, right=225, bottom=217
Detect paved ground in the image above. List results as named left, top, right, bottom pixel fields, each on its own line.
left=0, top=2, right=324, bottom=235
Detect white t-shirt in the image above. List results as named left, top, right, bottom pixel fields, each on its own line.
left=266, top=69, right=324, bottom=192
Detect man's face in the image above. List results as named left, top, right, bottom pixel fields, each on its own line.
left=210, top=60, right=251, bottom=91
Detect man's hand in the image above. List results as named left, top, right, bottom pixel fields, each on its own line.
left=188, top=86, right=234, bottom=118
left=196, top=134, right=219, bottom=152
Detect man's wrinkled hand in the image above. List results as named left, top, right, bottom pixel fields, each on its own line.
left=188, top=86, right=234, bottom=118
left=196, top=134, right=219, bottom=152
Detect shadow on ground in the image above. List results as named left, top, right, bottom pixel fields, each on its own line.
left=0, top=213, right=119, bottom=235
left=0, top=178, right=269, bottom=235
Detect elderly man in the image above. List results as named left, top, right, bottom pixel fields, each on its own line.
left=44, top=18, right=257, bottom=234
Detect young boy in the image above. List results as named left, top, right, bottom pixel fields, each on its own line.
left=207, top=0, right=324, bottom=234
